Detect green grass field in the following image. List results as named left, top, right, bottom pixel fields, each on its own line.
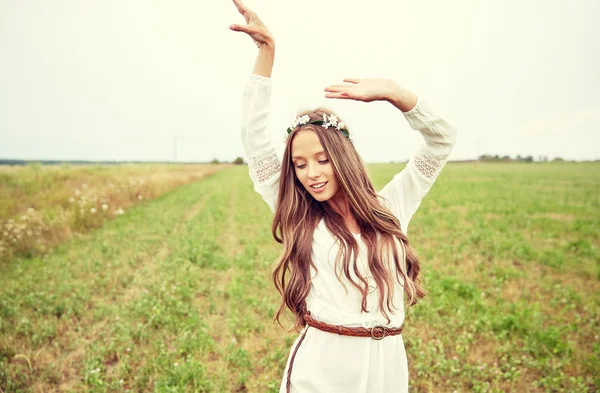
left=0, top=162, right=598, bottom=392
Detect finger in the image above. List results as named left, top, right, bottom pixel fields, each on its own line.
left=324, top=86, right=351, bottom=93
left=325, top=92, right=350, bottom=99
left=343, top=78, right=361, bottom=84
left=232, top=0, right=249, bottom=14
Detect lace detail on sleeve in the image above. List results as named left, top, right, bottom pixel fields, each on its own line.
left=413, top=147, right=446, bottom=179
left=249, top=150, right=281, bottom=184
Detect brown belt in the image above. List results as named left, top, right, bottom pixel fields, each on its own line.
left=285, top=312, right=403, bottom=392
left=304, top=312, right=403, bottom=340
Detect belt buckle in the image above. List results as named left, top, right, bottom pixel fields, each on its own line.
left=370, top=326, right=387, bottom=340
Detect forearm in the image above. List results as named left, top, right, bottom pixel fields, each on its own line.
left=385, top=82, right=418, bottom=113
left=252, top=42, right=275, bottom=78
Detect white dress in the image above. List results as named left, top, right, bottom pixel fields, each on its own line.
left=241, top=74, right=458, bottom=393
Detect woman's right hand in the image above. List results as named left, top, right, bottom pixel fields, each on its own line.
left=229, top=0, right=275, bottom=49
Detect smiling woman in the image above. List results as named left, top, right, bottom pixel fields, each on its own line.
left=230, top=0, right=458, bottom=391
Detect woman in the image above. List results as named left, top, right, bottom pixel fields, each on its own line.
left=230, top=1, right=458, bottom=392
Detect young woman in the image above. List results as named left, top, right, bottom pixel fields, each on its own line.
left=230, top=1, right=458, bottom=392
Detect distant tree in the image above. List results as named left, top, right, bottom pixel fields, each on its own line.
left=233, top=157, right=244, bottom=165
left=524, top=156, right=533, bottom=162
left=552, top=157, right=565, bottom=162
left=210, top=158, right=220, bottom=164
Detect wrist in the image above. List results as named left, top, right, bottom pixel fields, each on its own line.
left=386, top=82, right=418, bottom=113
left=259, top=39, right=275, bottom=51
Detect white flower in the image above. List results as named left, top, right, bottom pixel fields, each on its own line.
left=322, top=114, right=330, bottom=128
left=297, top=114, right=309, bottom=125
left=328, top=114, right=338, bottom=127
left=69, top=197, right=75, bottom=203
left=27, top=208, right=35, bottom=214
left=336, top=121, right=346, bottom=130
left=90, top=208, right=97, bottom=214
left=102, top=203, right=108, bottom=210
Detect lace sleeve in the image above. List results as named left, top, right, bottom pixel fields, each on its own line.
left=412, top=147, right=447, bottom=179
left=379, top=97, right=457, bottom=234
left=248, top=149, right=281, bottom=184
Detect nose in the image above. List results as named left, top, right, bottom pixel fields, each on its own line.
left=307, top=162, right=321, bottom=179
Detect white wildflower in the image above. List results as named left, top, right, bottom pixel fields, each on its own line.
left=297, top=114, right=310, bottom=125
left=27, top=207, right=35, bottom=214
left=328, top=114, right=338, bottom=127
left=137, top=195, right=143, bottom=200
left=90, top=208, right=97, bottom=214
left=69, top=197, right=75, bottom=203
left=101, top=203, right=108, bottom=211
left=336, top=121, right=346, bottom=130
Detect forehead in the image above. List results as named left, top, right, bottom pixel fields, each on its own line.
left=291, top=130, right=325, bottom=159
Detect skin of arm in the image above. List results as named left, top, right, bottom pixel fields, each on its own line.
left=253, top=43, right=275, bottom=78
left=230, top=0, right=275, bottom=78
left=385, top=83, right=418, bottom=113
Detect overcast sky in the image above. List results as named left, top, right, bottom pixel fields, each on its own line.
left=1, top=0, right=599, bottom=163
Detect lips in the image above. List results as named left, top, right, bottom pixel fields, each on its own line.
left=310, top=181, right=328, bottom=193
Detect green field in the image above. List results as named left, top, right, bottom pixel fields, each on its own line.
left=1, top=162, right=598, bottom=392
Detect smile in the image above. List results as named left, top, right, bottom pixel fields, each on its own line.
left=310, top=181, right=328, bottom=192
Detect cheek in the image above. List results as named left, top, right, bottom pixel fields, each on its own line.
left=294, top=169, right=308, bottom=187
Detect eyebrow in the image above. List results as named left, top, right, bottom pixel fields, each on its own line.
left=292, top=150, right=326, bottom=160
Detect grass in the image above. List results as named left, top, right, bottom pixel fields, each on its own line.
left=0, top=162, right=230, bottom=263
left=0, top=162, right=598, bottom=392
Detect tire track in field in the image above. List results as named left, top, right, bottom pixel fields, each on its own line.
left=122, top=194, right=209, bottom=303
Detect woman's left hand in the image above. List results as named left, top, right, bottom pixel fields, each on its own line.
left=324, top=78, right=418, bottom=112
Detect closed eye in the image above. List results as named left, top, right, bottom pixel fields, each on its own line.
left=295, top=159, right=328, bottom=169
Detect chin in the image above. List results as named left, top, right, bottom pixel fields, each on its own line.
left=311, top=192, right=332, bottom=202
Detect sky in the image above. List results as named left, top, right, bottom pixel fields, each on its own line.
left=0, top=0, right=599, bottom=163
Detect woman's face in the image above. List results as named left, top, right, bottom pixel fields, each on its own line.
left=291, top=130, right=340, bottom=202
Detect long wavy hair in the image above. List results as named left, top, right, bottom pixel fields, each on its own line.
left=271, top=106, right=426, bottom=331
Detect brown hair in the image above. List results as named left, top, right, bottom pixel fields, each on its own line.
left=271, top=107, right=426, bottom=331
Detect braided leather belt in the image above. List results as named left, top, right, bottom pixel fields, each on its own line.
left=303, top=312, right=403, bottom=340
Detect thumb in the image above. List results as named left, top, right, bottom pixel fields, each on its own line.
left=229, top=24, right=249, bottom=33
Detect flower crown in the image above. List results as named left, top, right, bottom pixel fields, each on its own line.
left=286, top=113, right=349, bottom=138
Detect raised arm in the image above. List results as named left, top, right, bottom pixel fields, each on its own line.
left=230, top=0, right=280, bottom=212
left=379, top=92, right=458, bottom=234
left=324, top=78, right=458, bottom=234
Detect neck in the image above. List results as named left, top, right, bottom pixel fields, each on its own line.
left=326, top=190, right=351, bottom=219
